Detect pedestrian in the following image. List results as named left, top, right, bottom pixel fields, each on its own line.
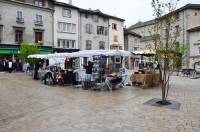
left=83, top=61, right=93, bottom=89
left=8, top=60, right=13, bottom=73
left=34, top=62, right=40, bottom=80
left=3, top=59, right=6, bottom=71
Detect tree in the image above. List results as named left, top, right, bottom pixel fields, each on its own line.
left=151, top=0, right=182, bottom=105
left=19, top=41, right=39, bottom=64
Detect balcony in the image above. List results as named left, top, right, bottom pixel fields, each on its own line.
left=16, top=18, right=24, bottom=24
left=34, top=20, right=43, bottom=26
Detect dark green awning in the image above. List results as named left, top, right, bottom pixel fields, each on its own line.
left=0, top=49, right=51, bottom=55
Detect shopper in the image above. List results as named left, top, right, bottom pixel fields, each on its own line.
left=8, top=60, right=13, bottom=73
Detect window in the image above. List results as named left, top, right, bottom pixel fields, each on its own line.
left=113, top=35, right=118, bottom=42
left=57, top=39, right=76, bottom=49
left=199, top=47, right=200, bottom=54
left=0, top=26, right=2, bottom=43
left=15, top=30, right=23, bottom=44
left=16, top=11, right=24, bottom=23
left=112, top=23, right=117, bottom=30
left=134, top=38, right=138, bottom=43
left=86, top=24, right=92, bottom=34
left=35, top=14, right=43, bottom=25
left=97, top=26, right=104, bottom=35
left=97, top=26, right=108, bottom=35
left=35, top=31, right=43, bottom=44
left=63, top=9, right=71, bottom=17
left=17, top=11, right=22, bottom=19
left=175, top=25, right=180, bottom=36
left=99, top=41, right=105, bottom=50
left=35, top=0, right=44, bottom=7
left=86, top=40, right=92, bottom=50
left=134, top=47, right=138, bottom=51
left=93, top=15, right=98, bottom=22
left=175, top=13, right=180, bottom=20
left=58, top=22, right=76, bottom=33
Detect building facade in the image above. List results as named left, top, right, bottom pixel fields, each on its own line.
left=0, top=0, right=54, bottom=57
left=79, top=9, right=125, bottom=51
left=109, top=18, right=125, bottom=50
left=79, top=9, right=109, bottom=50
left=128, top=4, right=200, bottom=69
left=0, top=0, right=125, bottom=60
left=124, top=28, right=141, bottom=69
left=53, top=1, right=80, bottom=53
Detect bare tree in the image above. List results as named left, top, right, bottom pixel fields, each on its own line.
left=151, top=0, right=182, bottom=105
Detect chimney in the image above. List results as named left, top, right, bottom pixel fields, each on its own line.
left=68, top=0, right=72, bottom=5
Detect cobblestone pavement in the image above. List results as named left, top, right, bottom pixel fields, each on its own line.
left=0, top=72, right=200, bottom=132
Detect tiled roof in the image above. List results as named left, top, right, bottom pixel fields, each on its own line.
left=187, top=26, right=200, bottom=32
left=79, top=8, right=125, bottom=22
left=54, top=1, right=125, bottom=21
left=54, top=1, right=79, bottom=9
left=128, top=19, right=157, bottom=30
left=129, top=4, right=200, bottom=30
left=124, top=28, right=141, bottom=38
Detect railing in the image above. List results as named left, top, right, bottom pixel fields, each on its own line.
left=16, top=18, right=24, bottom=23
left=34, top=20, right=43, bottom=26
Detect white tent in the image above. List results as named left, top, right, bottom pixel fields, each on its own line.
left=132, top=50, right=155, bottom=55
left=28, top=50, right=131, bottom=59
left=28, top=54, right=48, bottom=59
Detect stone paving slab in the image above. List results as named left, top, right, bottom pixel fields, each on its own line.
left=0, top=73, right=200, bottom=132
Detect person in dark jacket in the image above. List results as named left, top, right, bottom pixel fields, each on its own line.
left=84, top=61, right=93, bottom=81
left=34, top=62, right=40, bottom=80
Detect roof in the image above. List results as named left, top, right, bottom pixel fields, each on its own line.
left=128, top=4, right=200, bottom=30
left=124, top=28, right=141, bottom=38
left=79, top=8, right=125, bottom=22
left=187, top=26, right=200, bottom=32
left=54, top=1, right=79, bottom=9
left=128, top=19, right=157, bottom=30
left=53, top=1, right=125, bottom=21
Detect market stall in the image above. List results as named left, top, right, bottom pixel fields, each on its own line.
left=28, top=50, right=130, bottom=90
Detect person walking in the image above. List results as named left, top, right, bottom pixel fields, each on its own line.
left=83, top=61, right=93, bottom=89
left=3, top=59, right=6, bottom=71
left=8, top=60, right=13, bottom=73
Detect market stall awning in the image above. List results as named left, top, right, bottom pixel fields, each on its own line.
left=28, top=50, right=131, bottom=59
left=132, top=50, right=156, bottom=55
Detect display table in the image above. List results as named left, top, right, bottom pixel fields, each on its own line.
left=130, top=73, right=161, bottom=88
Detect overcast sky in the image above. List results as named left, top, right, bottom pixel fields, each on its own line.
left=57, top=0, right=199, bottom=27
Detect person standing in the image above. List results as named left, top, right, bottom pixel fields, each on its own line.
left=34, top=62, right=40, bottom=80
left=8, top=60, right=13, bottom=73
left=3, top=59, right=6, bottom=71
left=83, top=61, right=93, bottom=89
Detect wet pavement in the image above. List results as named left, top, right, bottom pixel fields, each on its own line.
left=0, top=72, right=200, bottom=132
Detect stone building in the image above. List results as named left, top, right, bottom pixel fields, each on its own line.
left=0, top=0, right=54, bottom=58
left=124, top=28, right=141, bottom=69
left=79, top=9, right=125, bottom=50
left=128, top=4, right=200, bottom=69
left=53, top=1, right=80, bottom=53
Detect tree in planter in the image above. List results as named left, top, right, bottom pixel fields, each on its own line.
left=19, top=41, right=40, bottom=65
left=151, top=0, right=183, bottom=105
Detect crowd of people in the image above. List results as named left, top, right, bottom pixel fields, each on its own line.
left=0, top=58, right=25, bottom=73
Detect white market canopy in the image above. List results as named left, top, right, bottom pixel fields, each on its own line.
left=28, top=50, right=131, bottom=59
left=132, top=50, right=156, bottom=55
left=27, top=54, right=49, bottom=59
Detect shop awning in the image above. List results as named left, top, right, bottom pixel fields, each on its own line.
left=0, top=49, right=51, bottom=55
left=0, top=49, right=19, bottom=55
